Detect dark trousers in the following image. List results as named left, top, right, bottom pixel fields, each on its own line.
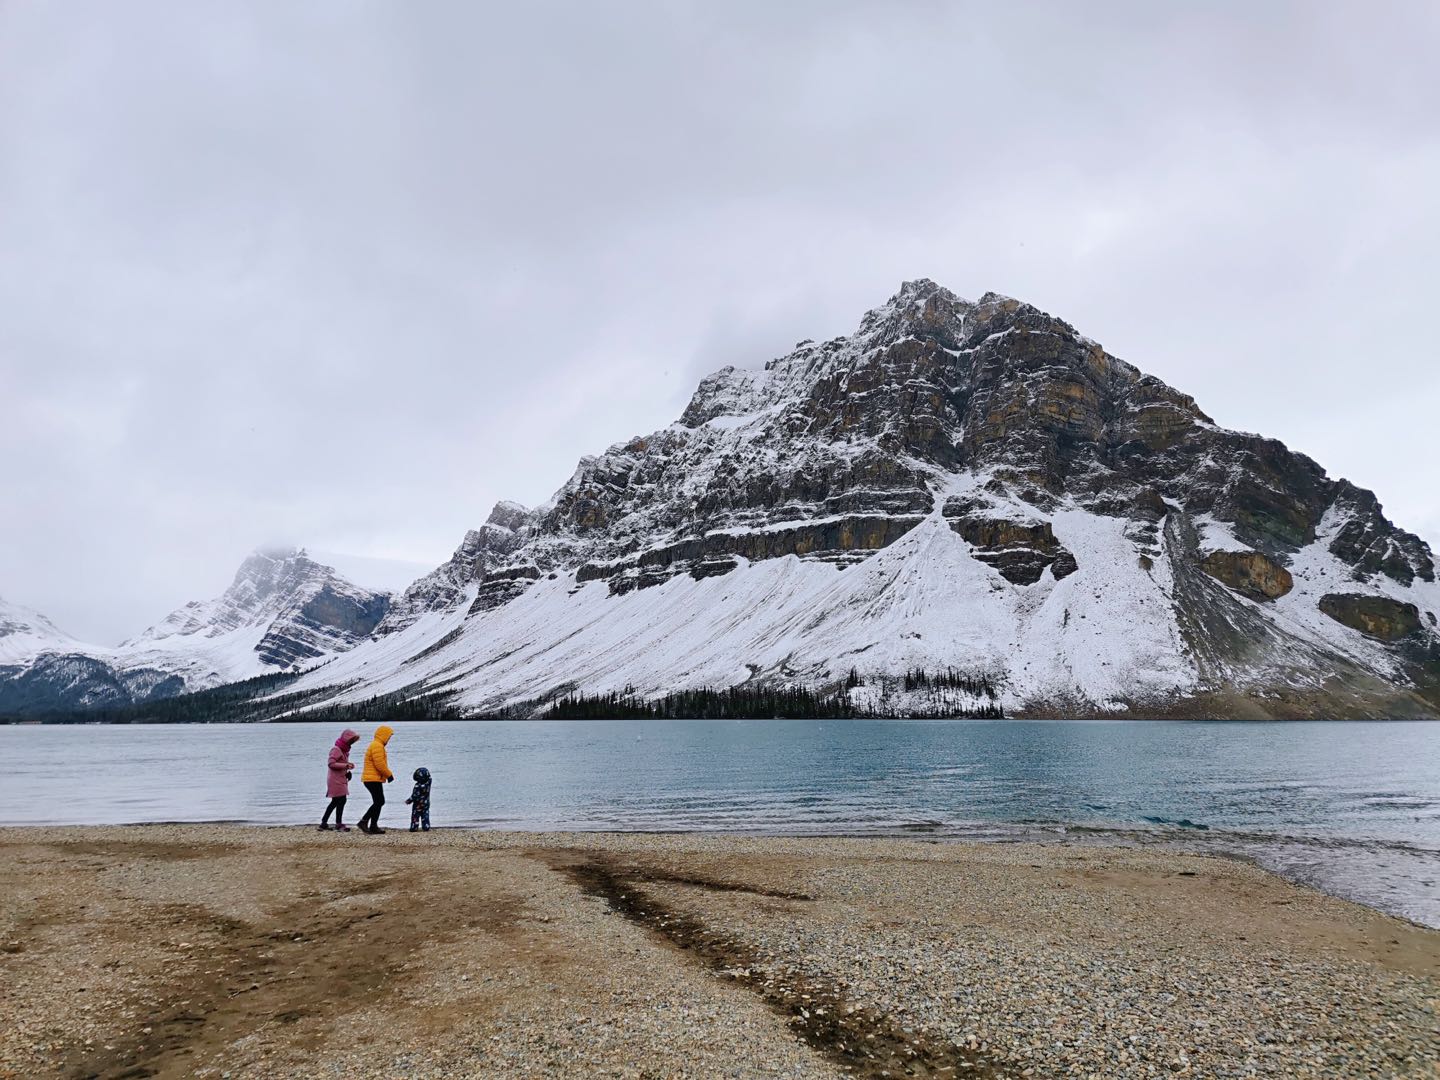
left=321, top=795, right=346, bottom=825
left=358, top=781, right=386, bottom=830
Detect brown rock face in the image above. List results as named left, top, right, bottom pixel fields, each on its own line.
left=507, top=280, right=1435, bottom=605
left=1319, top=594, right=1422, bottom=641
left=1200, top=551, right=1294, bottom=602
left=947, top=516, right=1078, bottom=585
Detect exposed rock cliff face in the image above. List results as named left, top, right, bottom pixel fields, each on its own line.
left=1200, top=551, right=1294, bottom=603
left=377, top=503, right=531, bottom=632
left=275, top=280, right=1439, bottom=719
left=1319, top=594, right=1423, bottom=642
left=946, top=511, right=1078, bottom=585
left=133, top=549, right=390, bottom=660
left=0, top=551, right=390, bottom=714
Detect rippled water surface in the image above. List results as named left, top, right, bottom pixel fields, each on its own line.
left=3, top=719, right=1437, bottom=925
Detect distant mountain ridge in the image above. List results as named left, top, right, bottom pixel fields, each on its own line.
left=0, top=549, right=389, bottom=715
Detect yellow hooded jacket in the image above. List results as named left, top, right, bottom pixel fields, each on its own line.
left=361, top=725, right=394, bottom=783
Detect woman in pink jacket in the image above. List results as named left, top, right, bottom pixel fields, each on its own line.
left=319, top=729, right=360, bottom=831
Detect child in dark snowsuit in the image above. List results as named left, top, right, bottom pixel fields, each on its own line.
left=406, top=767, right=432, bottom=832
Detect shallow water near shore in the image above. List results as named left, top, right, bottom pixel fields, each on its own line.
left=3, top=718, right=1437, bottom=926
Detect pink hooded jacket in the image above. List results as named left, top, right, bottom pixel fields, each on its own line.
left=327, top=729, right=360, bottom=798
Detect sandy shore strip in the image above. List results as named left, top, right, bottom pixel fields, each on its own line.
left=1, top=827, right=1436, bottom=1079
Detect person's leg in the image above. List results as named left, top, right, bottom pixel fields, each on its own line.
left=421, top=800, right=430, bottom=831
left=333, top=795, right=347, bottom=828
left=362, top=781, right=386, bottom=832
left=321, top=796, right=340, bottom=827
left=357, top=784, right=378, bottom=831
left=410, top=799, right=420, bottom=831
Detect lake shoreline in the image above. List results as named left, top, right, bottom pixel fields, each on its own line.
left=7, top=718, right=1439, bottom=940
left=6, top=815, right=1437, bottom=930
left=3, top=825, right=1437, bottom=1078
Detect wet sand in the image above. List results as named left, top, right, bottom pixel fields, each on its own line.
left=1, top=826, right=1436, bottom=1079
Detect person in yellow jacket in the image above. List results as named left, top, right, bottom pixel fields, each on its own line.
left=356, top=724, right=395, bottom=834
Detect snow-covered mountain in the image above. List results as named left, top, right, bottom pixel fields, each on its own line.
left=9, top=282, right=1438, bottom=719
left=273, top=280, right=1439, bottom=719
left=0, top=597, right=78, bottom=664
left=126, top=547, right=391, bottom=672
left=0, top=549, right=390, bottom=714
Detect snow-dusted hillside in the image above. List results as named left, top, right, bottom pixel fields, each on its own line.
left=275, top=281, right=1440, bottom=719
left=0, top=549, right=390, bottom=714
left=0, top=597, right=78, bottom=664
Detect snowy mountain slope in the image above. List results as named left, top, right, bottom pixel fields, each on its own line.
left=0, top=549, right=391, bottom=714
left=298, top=498, right=1198, bottom=715
left=277, top=280, right=1440, bottom=718
left=0, top=596, right=78, bottom=664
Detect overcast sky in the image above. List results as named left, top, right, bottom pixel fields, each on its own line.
left=3, top=1, right=1438, bottom=644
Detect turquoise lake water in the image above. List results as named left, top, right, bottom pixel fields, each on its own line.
left=2, top=719, right=1437, bottom=926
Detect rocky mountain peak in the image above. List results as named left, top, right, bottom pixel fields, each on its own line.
left=228, top=546, right=315, bottom=601
left=129, top=547, right=390, bottom=667
left=137, top=547, right=323, bottom=642
left=856, top=278, right=974, bottom=350
left=486, top=500, right=534, bottom=532
left=306, top=278, right=1439, bottom=719
left=470, top=281, right=1440, bottom=596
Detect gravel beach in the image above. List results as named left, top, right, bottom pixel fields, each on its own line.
left=1, top=826, right=1436, bottom=1079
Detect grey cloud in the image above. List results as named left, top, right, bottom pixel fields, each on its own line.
left=2, top=0, right=1437, bottom=642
